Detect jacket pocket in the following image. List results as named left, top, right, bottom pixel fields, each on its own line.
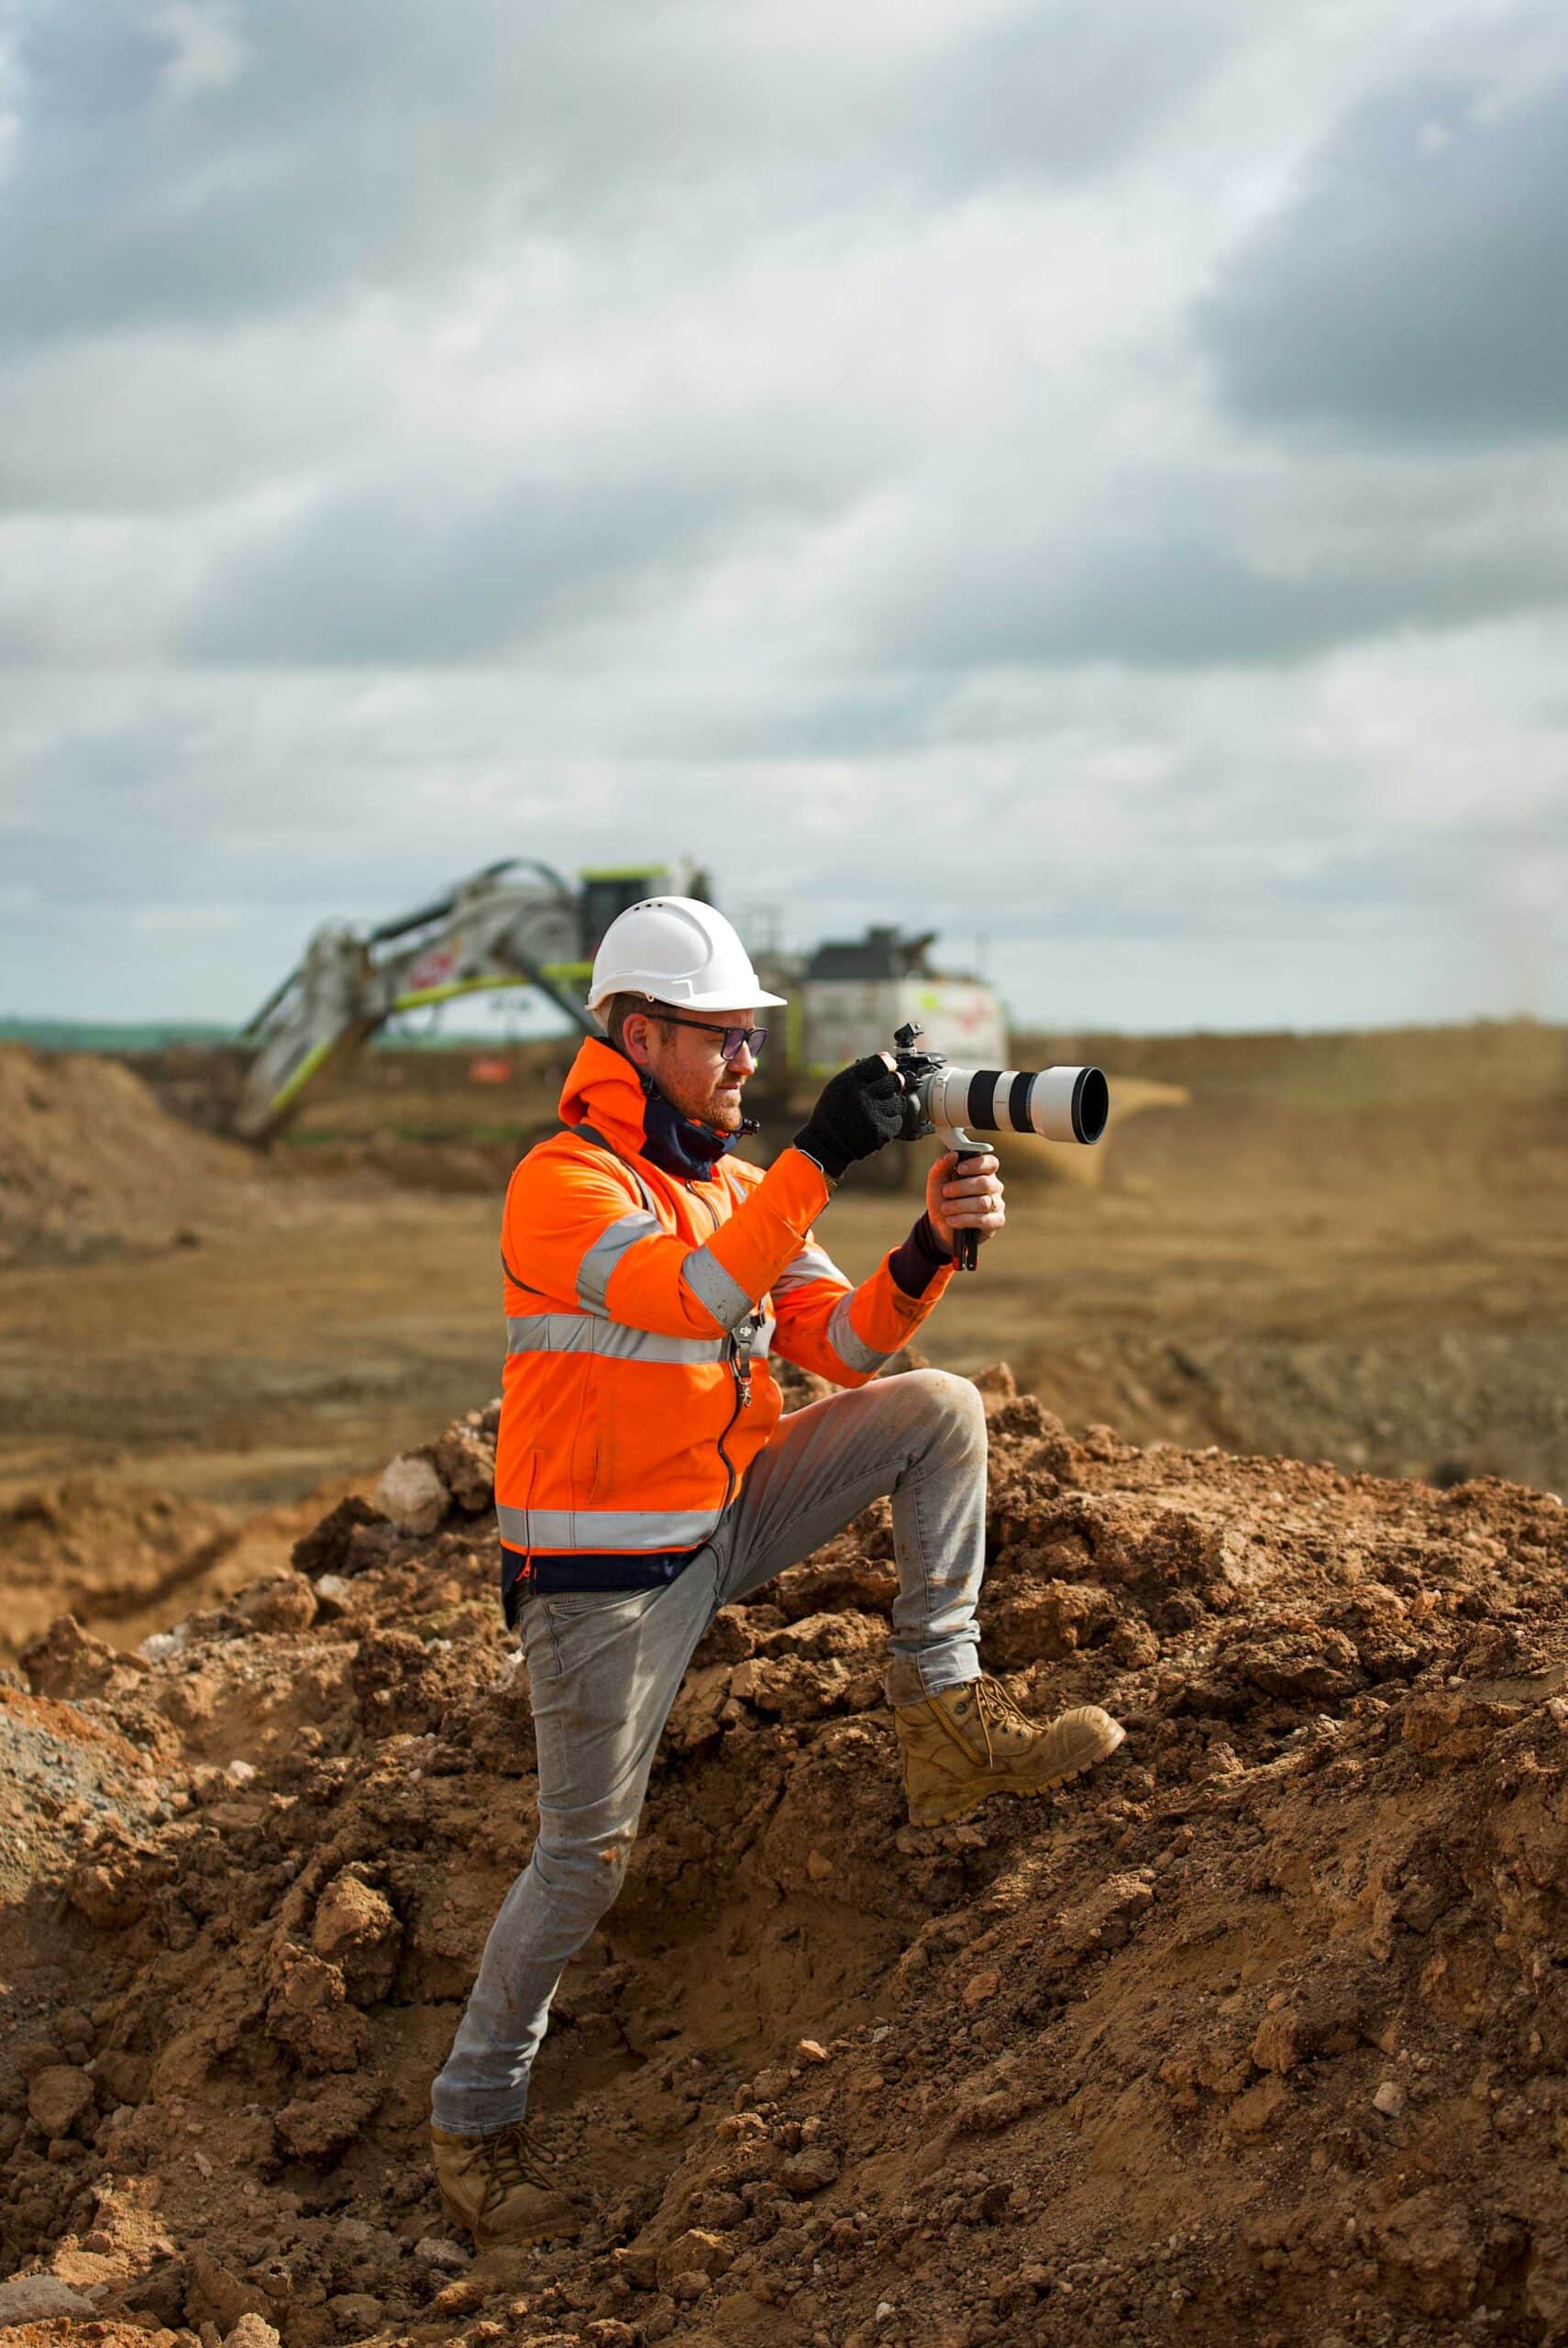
left=567, top=1362, right=601, bottom=1503
left=588, top=1385, right=617, bottom=1502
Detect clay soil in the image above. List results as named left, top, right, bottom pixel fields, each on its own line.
left=5, top=1372, right=1568, bottom=2348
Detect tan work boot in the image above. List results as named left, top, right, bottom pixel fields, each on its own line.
left=430, top=2121, right=585, bottom=2245
left=893, top=1675, right=1124, bottom=1826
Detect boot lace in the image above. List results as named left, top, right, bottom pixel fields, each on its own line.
left=970, top=1673, right=1031, bottom=1766
left=480, top=2123, right=556, bottom=2213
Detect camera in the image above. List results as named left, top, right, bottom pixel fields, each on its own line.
left=892, top=1021, right=1110, bottom=1269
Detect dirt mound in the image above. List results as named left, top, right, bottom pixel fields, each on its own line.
left=0, top=1046, right=315, bottom=1266
left=0, top=1477, right=371, bottom=1664
left=4, top=1373, right=1568, bottom=2346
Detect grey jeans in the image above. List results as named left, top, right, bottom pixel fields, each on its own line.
left=430, top=1367, right=987, bottom=2134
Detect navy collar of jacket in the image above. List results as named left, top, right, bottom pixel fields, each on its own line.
left=638, top=1076, right=740, bottom=1181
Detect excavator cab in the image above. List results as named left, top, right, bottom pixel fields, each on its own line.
left=580, top=866, right=713, bottom=961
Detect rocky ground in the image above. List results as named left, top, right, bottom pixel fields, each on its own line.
left=4, top=1363, right=1568, bottom=2348
left=0, top=1481, right=370, bottom=1667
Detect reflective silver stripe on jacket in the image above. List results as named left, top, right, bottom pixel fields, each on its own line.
left=506, top=1315, right=728, bottom=1368
left=770, top=1242, right=848, bottom=1297
left=826, top=1290, right=893, bottom=1376
left=680, top=1242, right=755, bottom=1333
left=576, top=1211, right=660, bottom=1312
left=496, top=1502, right=721, bottom=1553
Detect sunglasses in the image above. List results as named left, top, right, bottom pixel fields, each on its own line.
left=657, top=1014, right=767, bottom=1062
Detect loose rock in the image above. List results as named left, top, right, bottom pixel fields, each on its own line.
left=374, top=1455, right=450, bottom=1536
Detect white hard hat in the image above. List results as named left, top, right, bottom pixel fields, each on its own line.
left=588, top=896, right=787, bottom=1016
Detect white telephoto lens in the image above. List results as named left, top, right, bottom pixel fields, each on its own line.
left=931, top=1064, right=1109, bottom=1145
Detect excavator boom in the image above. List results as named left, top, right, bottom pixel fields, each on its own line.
left=232, top=861, right=598, bottom=1143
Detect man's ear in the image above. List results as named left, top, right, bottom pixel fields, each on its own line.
left=622, top=1013, right=653, bottom=1069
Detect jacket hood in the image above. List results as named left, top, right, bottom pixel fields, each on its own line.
left=558, top=1036, right=651, bottom=1155
left=558, top=1036, right=739, bottom=1178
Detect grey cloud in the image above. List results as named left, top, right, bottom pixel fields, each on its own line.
left=0, top=0, right=1245, bottom=358
left=0, top=697, right=583, bottom=921
left=577, top=676, right=947, bottom=764
left=973, top=527, right=1568, bottom=666
left=866, top=461, right=1568, bottom=670
left=907, top=0, right=1240, bottom=194
left=1200, top=68, right=1568, bottom=442
left=0, top=328, right=383, bottom=514
left=4, top=632, right=1565, bottom=1033
left=3, top=0, right=536, bottom=348
left=181, top=456, right=852, bottom=666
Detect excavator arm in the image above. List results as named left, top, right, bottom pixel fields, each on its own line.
left=233, top=860, right=597, bottom=1143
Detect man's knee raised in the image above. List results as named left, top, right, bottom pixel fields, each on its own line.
left=901, top=1366, right=988, bottom=1453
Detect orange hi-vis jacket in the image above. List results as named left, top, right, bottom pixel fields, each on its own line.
left=494, top=1038, right=955, bottom=1593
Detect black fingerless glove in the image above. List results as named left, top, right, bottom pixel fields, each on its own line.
left=794, top=1055, right=908, bottom=1180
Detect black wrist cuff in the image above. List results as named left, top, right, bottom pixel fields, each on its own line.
left=913, top=1211, right=954, bottom=1266
left=889, top=1213, right=954, bottom=1300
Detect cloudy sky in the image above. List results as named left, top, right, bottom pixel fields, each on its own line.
left=2, top=0, right=1565, bottom=1034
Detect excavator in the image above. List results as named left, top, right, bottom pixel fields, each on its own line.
left=232, top=859, right=706, bottom=1142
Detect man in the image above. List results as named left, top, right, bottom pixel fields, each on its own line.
left=430, top=896, right=1122, bottom=2243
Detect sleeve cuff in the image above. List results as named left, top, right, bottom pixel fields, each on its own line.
left=888, top=1213, right=953, bottom=1300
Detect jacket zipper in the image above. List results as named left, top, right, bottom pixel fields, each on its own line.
left=690, top=1176, right=750, bottom=1515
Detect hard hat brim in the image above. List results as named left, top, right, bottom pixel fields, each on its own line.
left=588, top=980, right=789, bottom=1012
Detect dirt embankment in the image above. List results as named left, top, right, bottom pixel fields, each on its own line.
left=0, top=1479, right=369, bottom=1664
left=0, top=1047, right=354, bottom=1270
left=5, top=1368, right=1568, bottom=2348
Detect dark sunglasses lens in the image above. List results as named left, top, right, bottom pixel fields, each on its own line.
left=723, top=1027, right=765, bottom=1059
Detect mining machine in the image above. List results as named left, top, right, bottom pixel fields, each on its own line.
left=232, top=858, right=704, bottom=1142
